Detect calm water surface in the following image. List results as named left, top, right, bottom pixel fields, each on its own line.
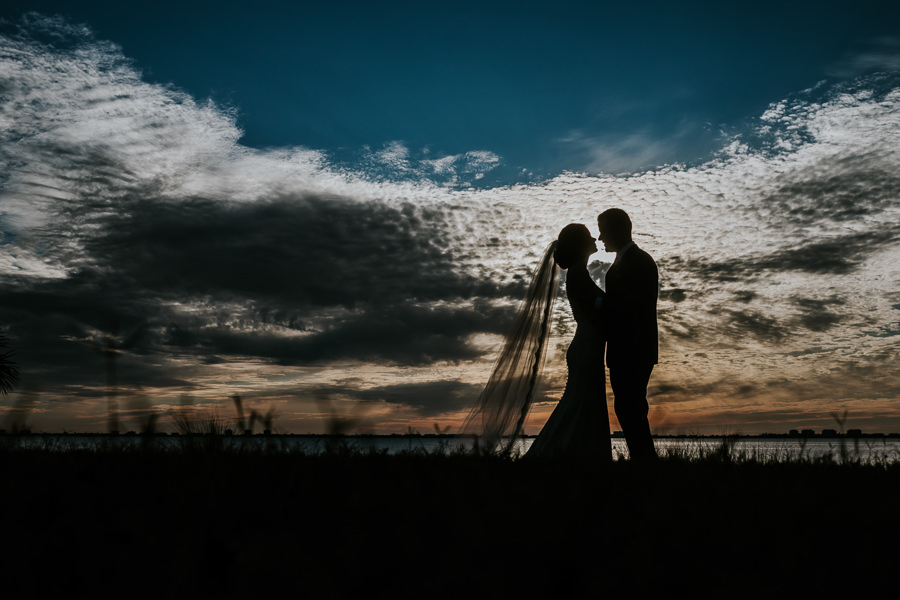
left=7, top=434, right=900, bottom=463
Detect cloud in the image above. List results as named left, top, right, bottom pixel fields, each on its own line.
left=554, top=122, right=709, bottom=175
left=84, top=196, right=484, bottom=306
left=0, top=188, right=527, bottom=386
left=829, top=37, right=900, bottom=78
left=155, top=301, right=514, bottom=367
left=722, top=309, right=788, bottom=342
left=669, top=228, right=898, bottom=289
left=329, top=143, right=503, bottom=188
left=768, top=230, right=899, bottom=274
left=346, top=380, right=482, bottom=418
left=0, top=16, right=531, bottom=389
left=790, top=296, right=846, bottom=332
left=3, top=15, right=900, bottom=432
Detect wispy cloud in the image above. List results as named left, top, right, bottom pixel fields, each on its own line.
left=829, top=37, right=900, bottom=78
left=554, top=122, right=711, bottom=175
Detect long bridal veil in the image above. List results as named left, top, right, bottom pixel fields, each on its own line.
left=460, top=241, right=561, bottom=454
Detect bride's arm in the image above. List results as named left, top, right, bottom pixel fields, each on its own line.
left=566, top=267, right=604, bottom=321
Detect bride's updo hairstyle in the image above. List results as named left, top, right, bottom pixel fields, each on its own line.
left=554, top=223, right=593, bottom=269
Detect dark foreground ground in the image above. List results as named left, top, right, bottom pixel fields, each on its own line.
left=2, top=443, right=898, bottom=597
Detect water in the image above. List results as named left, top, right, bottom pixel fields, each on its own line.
left=651, top=437, right=900, bottom=464
left=5, top=434, right=900, bottom=464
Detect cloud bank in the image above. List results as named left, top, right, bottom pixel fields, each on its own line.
left=2, top=15, right=900, bottom=433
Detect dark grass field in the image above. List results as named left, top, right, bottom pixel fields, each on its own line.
left=2, top=442, right=898, bottom=597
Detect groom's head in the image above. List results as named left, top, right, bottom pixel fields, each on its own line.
left=597, top=208, right=632, bottom=253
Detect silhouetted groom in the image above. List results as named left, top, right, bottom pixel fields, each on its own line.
left=597, top=208, right=658, bottom=460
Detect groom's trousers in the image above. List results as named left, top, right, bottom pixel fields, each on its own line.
left=610, top=363, right=656, bottom=461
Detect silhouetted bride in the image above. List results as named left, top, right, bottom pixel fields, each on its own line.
left=461, top=223, right=611, bottom=460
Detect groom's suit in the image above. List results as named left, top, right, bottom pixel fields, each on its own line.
left=602, top=242, right=658, bottom=460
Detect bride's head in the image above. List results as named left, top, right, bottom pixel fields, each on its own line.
left=554, top=223, right=597, bottom=269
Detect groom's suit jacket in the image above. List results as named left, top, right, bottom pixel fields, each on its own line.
left=602, top=243, right=659, bottom=369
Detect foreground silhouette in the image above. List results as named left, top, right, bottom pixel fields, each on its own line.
left=1, top=447, right=897, bottom=596
left=597, top=208, right=659, bottom=460
left=526, top=224, right=611, bottom=459
left=464, top=210, right=660, bottom=461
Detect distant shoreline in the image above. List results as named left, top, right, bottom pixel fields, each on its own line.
left=2, top=430, right=898, bottom=439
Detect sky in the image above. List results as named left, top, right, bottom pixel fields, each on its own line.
left=1, top=2, right=899, bottom=435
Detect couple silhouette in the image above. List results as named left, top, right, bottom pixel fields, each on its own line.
left=463, top=208, right=658, bottom=461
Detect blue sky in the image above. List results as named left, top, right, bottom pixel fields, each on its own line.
left=5, top=0, right=898, bottom=176
left=1, top=4, right=900, bottom=435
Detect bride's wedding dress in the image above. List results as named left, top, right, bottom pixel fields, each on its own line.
left=460, top=232, right=610, bottom=459
left=525, top=264, right=611, bottom=459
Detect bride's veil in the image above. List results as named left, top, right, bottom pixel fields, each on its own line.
left=460, top=241, right=561, bottom=454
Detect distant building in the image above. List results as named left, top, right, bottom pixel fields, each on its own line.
left=801, top=429, right=816, bottom=437
left=847, top=429, right=863, bottom=437
left=821, top=429, right=838, bottom=437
